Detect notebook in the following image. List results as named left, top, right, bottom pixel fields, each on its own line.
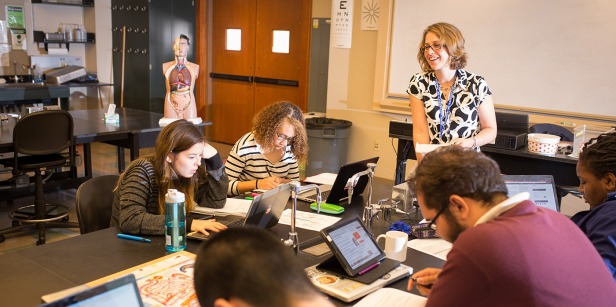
left=306, top=217, right=411, bottom=302
left=298, top=157, right=380, bottom=204
left=187, top=183, right=292, bottom=240
left=39, top=274, right=144, bottom=307
left=502, top=174, right=560, bottom=211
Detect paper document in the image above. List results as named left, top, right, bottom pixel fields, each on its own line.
left=415, top=143, right=448, bottom=154
left=407, top=238, right=452, bottom=261
left=354, top=288, right=427, bottom=307
left=192, top=198, right=251, bottom=216
left=279, top=209, right=340, bottom=231
left=304, top=172, right=337, bottom=185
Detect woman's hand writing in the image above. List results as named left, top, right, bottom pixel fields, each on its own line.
left=257, top=176, right=290, bottom=190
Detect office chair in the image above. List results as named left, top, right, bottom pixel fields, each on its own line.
left=0, top=110, right=79, bottom=245
left=529, top=123, right=574, bottom=142
left=75, top=175, right=119, bottom=234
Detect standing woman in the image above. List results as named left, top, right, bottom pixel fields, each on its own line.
left=111, top=120, right=228, bottom=235
left=225, top=101, right=308, bottom=196
left=408, top=22, right=497, bottom=162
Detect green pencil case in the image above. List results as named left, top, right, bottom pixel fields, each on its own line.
left=309, top=202, right=345, bottom=215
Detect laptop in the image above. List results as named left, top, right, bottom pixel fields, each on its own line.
left=40, top=274, right=144, bottom=307
left=502, top=174, right=560, bottom=211
left=298, top=157, right=380, bottom=204
left=305, top=217, right=411, bottom=302
left=187, top=183, right=292, bottom=240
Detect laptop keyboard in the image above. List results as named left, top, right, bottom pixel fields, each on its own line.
left=304, top=190, right=331, bottom=202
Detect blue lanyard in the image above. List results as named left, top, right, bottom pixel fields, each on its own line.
left=435, top=75, right=456, bottom=139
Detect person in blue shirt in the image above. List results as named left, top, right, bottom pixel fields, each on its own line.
left=571, top=131, right=616, bottom=280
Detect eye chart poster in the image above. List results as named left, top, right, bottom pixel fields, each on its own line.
left=332, top=0, right=354, bottom=48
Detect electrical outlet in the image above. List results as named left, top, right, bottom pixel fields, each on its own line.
left=373, top=141, right=379, bottom=151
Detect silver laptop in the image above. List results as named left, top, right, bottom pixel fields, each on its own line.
left=298, top=157, right=380, bottom=204
left=40, top=274, right=144, bottom=307
left=502, top=174, right=560, bottom=211
left=188, top=183, right=292, bottom=240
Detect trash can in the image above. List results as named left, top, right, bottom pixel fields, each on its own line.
left=305, top=117, right=352, bottom=177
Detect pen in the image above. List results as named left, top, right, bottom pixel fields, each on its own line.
left=358, top=262, right=380, bottom=275
left=245, top=197, right=254, bottom=200
left=117, top=233, right=152, bottom=243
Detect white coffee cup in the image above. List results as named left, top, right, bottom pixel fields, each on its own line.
left=376, top=230, right=408, bottom=262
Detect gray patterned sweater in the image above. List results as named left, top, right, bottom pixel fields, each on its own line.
left=110, top=153, right=228, bottom=235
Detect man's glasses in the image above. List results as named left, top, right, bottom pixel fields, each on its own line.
left=420, top=43, right=445, bottom=53
left=422, top=204, right=448, bottom=230
left=276, top=133, right=294, bottom=143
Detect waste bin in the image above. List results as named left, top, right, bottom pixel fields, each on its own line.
left=305, top=117, right=352, bottom=177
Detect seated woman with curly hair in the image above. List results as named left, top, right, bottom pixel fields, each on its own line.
left=225, top=101, right=308, bottom=196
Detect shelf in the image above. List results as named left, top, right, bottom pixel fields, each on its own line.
left=31, top=0, right=94, bottom=7
left=33, top=31, right=95, bottom=52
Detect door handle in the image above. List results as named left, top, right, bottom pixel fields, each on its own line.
left=210, top=73, right=253, bottom=83
left=254, top=77, right=298, bottom=87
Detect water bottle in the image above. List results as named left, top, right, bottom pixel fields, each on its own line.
left=165, top=189, right=186, bottom=252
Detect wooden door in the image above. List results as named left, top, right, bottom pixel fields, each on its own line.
left=209, top=0, right=311, bottom=144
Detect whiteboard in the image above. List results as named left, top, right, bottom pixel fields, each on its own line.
left=386, top=0, right=616, bottom=118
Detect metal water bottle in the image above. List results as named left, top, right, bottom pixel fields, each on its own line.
left=165, top=189, right=186, bottom=252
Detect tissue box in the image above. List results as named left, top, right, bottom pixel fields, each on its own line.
left=104, top=113, right=119, bottom=124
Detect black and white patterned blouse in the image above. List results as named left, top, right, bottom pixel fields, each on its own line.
left=407, top=69, right=492, bottom=144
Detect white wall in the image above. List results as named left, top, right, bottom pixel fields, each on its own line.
left=323, top=0, right=414, bottom=181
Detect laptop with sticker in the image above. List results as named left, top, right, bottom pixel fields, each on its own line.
left=188, top=183, right=292, bottom=240
left=298, top=157, right=380, bottom=204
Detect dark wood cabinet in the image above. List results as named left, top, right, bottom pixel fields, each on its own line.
left=111, top=0, right=196, bottom=113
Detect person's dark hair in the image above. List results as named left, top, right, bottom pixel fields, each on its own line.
left=193, top=227, right=319, bottom=307
left=179, top=34, right=190, bottom=45
left=114, top=120, right=205, bottom=213
left=252, top=101, right=308, bottom=163
left=579, top=132, right=616, bottom=179
left=417, top=22, right=467, bottom=72
left=408, top=146, right=508, bottom=210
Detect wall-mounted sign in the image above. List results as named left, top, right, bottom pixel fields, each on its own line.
left=332, top=0, right=354, bottom=48
left=5, top=5, right=25, bottom=29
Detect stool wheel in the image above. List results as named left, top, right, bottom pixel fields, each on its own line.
left=12, top=221, right=21, bottom=227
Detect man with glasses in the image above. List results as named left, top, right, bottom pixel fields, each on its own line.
left=407, top=146, right=616, bottom=306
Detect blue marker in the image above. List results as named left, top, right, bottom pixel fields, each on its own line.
left=117, top=233, right=152, bottom=243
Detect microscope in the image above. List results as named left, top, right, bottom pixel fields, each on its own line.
left=283, top=181, right=322, bottom=253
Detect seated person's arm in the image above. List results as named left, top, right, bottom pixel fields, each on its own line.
left=225, top=147, right=253, bottom=196
left=197, top=144, right=228, bottom=209
left=116, top=166, right=165, bottom=235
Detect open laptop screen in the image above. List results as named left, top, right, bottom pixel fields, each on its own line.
left=40, top=274, right=144, bottom=307
left=502, top=175, right=560, bottom=212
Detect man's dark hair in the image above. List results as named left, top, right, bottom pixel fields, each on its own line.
left=579, top=132, right=616, bottom=179
left=193, top=227, right=319, bottom=307
left=408, top=146, right=508, bottom=210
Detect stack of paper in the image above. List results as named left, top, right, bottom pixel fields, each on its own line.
left=192, top=198, right=251, bottom=216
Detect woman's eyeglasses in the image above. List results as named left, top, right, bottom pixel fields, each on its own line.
left=276, top=133, right=294, bottom=143
left=420, top=43, right=445, bottom=53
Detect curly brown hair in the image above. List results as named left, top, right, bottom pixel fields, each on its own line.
left=252, top=101, right=308, bottom=163
left=417, top=22, right=468, bottom=73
